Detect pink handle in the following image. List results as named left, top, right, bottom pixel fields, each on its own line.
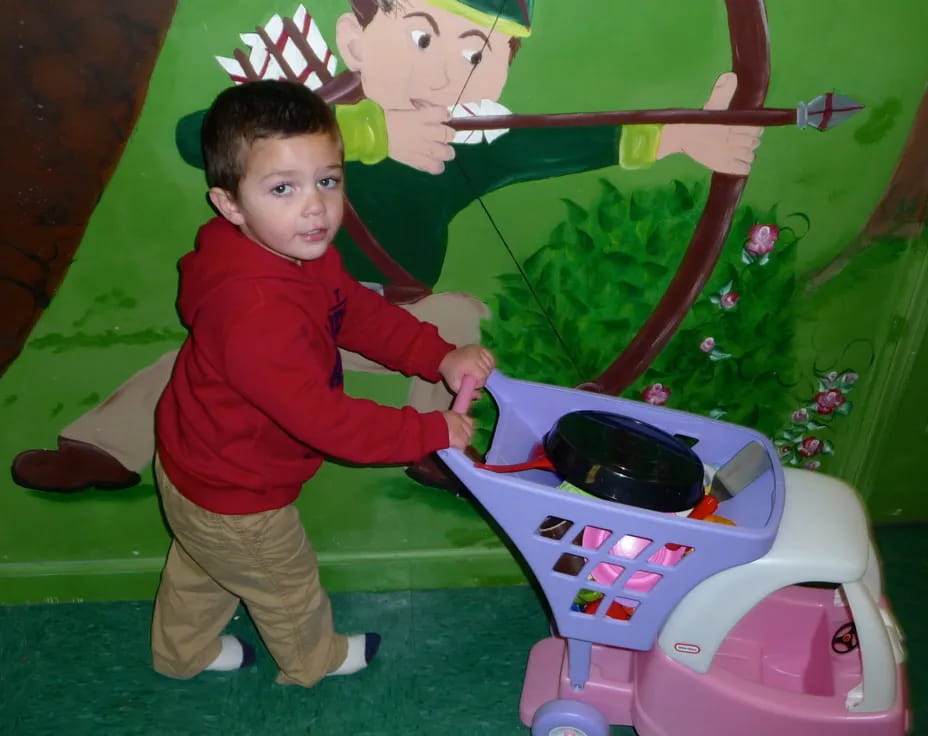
left=452, top=374, right=478, bottom=414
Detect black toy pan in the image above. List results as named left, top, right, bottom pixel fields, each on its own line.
left=476, top=409, right=706, bottom=513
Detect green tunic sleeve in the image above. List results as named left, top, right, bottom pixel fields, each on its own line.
left=339, top=124, right=644, bottom=288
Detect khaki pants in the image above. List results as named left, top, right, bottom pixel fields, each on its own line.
left=63, top=292, right=489, bottom=470
left=151, top=456, right=347, bottom=686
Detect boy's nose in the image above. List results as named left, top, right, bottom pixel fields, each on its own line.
left=302, top=192, right=325, bottom=216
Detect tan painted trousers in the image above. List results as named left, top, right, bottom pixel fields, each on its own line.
left=151, top=455, right=347, bottom=685
left=62, top=292, right=489, bottom=470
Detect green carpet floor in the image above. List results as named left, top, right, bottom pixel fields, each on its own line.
left=1, top=525, right=925, bottom=736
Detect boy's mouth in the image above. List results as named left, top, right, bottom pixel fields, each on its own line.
left=300, top=228, right=328, bottom=243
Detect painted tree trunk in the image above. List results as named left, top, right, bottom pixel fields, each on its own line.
left=807, top=87, right=928, bottom=292
left=0, top=0, right=178, bottom=378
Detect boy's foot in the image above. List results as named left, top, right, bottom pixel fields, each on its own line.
left=11, top=437, right=141, bottom=493
left=205, top=635, right=257, bottom=672
left=327, top=633, right=381, bottom=677
left=404, top=448, right=481, bottom=498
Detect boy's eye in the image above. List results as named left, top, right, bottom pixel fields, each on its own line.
left=462, top=48, right=483, bottom=66
left=271, top=183, right=293, bottom=195
left=318, top=177, right=341, bottom=190
left=411, top=30, right=431, bottom=49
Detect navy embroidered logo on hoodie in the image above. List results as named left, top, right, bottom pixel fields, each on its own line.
left=327, top=288, right=346, bottom=388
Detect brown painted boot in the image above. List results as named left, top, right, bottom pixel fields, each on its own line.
left=404, top=447, right=482, bottom=498
left=11, top=437, right=141, bottom=493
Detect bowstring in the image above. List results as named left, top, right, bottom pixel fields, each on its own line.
left=448, top=1, right=585, bottom=385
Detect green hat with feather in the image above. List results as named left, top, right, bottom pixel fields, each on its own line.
left=424, top=0, right=533, bottom=37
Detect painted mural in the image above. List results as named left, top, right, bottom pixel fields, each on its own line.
left=8, top=0, right=772, bottom=495
left=1, top=0, right=926, bottom=602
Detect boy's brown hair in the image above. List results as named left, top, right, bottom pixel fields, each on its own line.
left=201, top=80, right=340, bottom=195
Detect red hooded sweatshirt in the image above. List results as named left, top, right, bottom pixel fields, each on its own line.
left=156, top=217, right=454, bottom=514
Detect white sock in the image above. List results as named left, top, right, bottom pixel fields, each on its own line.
left=205, top=634, right=254, bottom=672
left=327, top=632, right=381, bottom=676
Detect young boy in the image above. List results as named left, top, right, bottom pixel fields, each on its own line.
left=151, top=79, right=494, bottom=686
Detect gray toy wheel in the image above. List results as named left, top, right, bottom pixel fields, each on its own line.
left=531, top=699, right=609, bottom=736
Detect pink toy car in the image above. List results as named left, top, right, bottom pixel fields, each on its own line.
left=440, top=372, right=910, bottom=736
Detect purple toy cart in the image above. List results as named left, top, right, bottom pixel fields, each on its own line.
left=441, top=372, right=785, bottom=653
left=439, top=372, right=910, bottom=736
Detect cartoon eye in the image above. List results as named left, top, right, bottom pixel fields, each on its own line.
left=411, top=30, right=431, bottom=50
left=271, top=183, right=294, bottom=196
left=462, top=48, right=483, bottom=66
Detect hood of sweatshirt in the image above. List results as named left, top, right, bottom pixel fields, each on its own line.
left=177, top=217, right=319, bottom=328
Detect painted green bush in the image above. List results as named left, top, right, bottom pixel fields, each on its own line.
left=476, top=178, right=808, bottom=450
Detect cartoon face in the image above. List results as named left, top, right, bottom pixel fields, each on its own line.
left=336, top=0, right=512, bottom=109
left=213, top=133, right=345, bottom=264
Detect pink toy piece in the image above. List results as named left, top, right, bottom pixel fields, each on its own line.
left=582, top=527, right=687, bottom=593
left=519, top=586, right=909, bottom=736
left=452, top=374, right=478, bottom=414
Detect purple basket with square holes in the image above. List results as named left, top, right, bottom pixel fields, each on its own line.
left=439, top=372, right=786, bottom=652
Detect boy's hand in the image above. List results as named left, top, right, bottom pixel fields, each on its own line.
left=442, top=411, right=474, bottom=450
left=439, top=345, right=496, bottom=397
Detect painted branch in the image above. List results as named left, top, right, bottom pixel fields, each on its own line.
left=448, top=107, right=795, bottom=131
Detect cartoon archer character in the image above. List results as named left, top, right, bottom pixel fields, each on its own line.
left=11, top=0, right=761, bottom=495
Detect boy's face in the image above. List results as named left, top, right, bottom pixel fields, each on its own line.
left=212, top=133, right=345, bottom=264
left=338, top=0, right=512, bottom=109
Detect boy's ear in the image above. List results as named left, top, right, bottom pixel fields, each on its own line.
left=335, top=13, right=364, bottom=72
left=208, top=187, right=245, bottom=226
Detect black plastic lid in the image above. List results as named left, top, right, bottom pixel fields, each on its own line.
left=544, top=410, right=705, bottom=512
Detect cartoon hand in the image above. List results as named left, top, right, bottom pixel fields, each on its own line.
left=657, top=72, right=763, bottom=175
left=385, top=99, right=456, bottom=175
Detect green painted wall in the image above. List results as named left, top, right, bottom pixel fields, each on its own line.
left=1, top=0, right=926, bottom=603
left=860, top=326, right=928, bottom=521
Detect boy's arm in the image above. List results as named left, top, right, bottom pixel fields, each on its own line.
left=337, top=270, right=454, bottom=381
left=209, top=292, right=449, bottom=465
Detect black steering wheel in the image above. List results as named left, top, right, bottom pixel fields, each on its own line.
left=831, top=622, right=859, bottom=654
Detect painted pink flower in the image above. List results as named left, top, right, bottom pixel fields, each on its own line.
left=700, top=337, right=716, bottom=353
left=791, top=408, right=809, bottom=424
left=805, top=460, right=821, bottom=471
left=842, top=372, right=858, bottom=385
left=798, top=436, right=823, bottom=458
left=746, top=224, right=780, bottom=256
left=814, top=390, right=846, bottom=415
left=719, top=291, right=739, bottom=310
left=778, top=445, right=792, bottom=458
left=642, top=383, right=671, bottom=406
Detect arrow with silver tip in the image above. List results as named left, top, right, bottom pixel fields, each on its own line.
left=796, top=92, right=864, bottom=130
left=447, top=92, right=864, bottom=133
